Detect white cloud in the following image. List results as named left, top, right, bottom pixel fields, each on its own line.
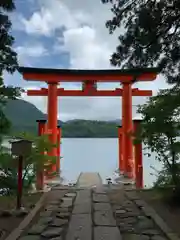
left=14, top=0, right=173, bottom=121
left=14, top=44, right=48, bottom=66
left=19, top=0, right=83, bottom=36
left=56, top=96, right=150, bottom=122
left=21, top=11, right=52, bottom=36
left=63, top=26, right=112, bottom=69
left=15, top=0, right=117, bottom=67
left=133, top=114, right=143, bottom=121
left=134, top=74, right=171, bottom=95
left=15, top=44, right=48, bottom=58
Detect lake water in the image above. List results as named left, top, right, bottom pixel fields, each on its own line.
left=2, top=138, right=162, bottom=188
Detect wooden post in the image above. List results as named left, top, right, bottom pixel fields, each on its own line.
left=11, top=139, right=32, bottom=209
left=17, top=155, right=23, bottom=209
left=133, top=119, right=143, bottom=188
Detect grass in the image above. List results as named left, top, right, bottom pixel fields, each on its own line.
left=138, top=188, right=163, bottom=200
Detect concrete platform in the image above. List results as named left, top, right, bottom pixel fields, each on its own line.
left=76, top=172, right=103, bottom=188
left=44, top=175, right=63, bottom=187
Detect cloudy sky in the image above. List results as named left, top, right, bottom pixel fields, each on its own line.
left=5, top=0, right=171, bottom=121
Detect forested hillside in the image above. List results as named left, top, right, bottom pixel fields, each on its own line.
left=4, top=99, right=121, bottom=137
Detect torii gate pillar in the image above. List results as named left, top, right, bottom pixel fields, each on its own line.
left=57, top=125, right=61, bottom=173
left=118, top=126, right=124, bottom=173
left=133, top=119, right=143, bottom=188
left=122, top=82, right=133, bottom=178
left=36, top=119, right=46, bottom=190
left=47, top=83, right=58, bottom=176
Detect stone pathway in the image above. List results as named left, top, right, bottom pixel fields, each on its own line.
left=108, top=188, right=169, bottom=240
left=17, top=173, right=173, bottom=240
left=18, top=186, right=171, bottom=240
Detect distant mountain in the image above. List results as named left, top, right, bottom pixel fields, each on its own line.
left=3, top=99, right=121, bottom=138
left=62, top=119, right=121, bottom=138
left=107, top=119, right=122, bottom=124
left=4, top=99, right=63, bottom=134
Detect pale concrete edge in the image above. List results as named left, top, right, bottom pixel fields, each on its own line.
left=75, top=172, right=83, bottom=187
left=126, top=190, right=180, bottom=240
left=4, top=190, right=50, bottom=240
left=97, top=172, right=103, bottom=184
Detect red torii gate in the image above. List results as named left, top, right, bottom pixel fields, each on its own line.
left=19, top=67, right=158, bottom=185
left=28, top=86, right=152, bottom=175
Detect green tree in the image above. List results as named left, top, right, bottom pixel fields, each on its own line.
left=102, top=0, right=180, bottom=83
left=136, top=86, right=180, bottom=203
left=0, top=0, right=21, bottom=140
left=0, top=133, right=57, bottom=196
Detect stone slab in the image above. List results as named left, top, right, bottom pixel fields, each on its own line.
left=125, top=191, right=140, bottom=200
left=94, top=203, right=112, bottom=211
left=50, top=218, right=68, bottom=227
left=122, top=234, right=150, bottom=240
left=65, top=193, right=76, bottom=198
left=93, top=187, right=107, bottom=194
left=40, top=211, right=53, bottom=217
left=73, top=202, right=91, bottom=214
left=19, top=236, right=41, bottom=240
left=41, top=228, right=63, bottom=238
left=28, top=224, right=47, bottom=235
left=94, top=226, right=122, bottom=240
left=57, top=207, right=69, bottom=213
left=75, top=190, right=91, bottom=204
left=50, top=237, right=62, bottom=240
left=38, top=217, right=53, bottom=225
left=65, top=214, right=92, bottom=240
left=151, top=236, right=167, bottom=240
left=135, top=218, right=155, bottom=230
left=56, top=212, right=71, bottom=219
left=94, top=210, right=116, bottom=226
left=93, top=193, right=109, bottom=203
left=48, top=200, right=61, bottom=205
left=45, top=206, right=58, bottom=211
left=134, top=199, right=146, bottom=207
left=60, top=197, right=73, bottom=208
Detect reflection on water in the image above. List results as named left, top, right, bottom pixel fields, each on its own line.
left=2, top=138, right=162, bottom=188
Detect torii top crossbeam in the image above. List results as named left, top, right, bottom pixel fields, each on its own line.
left=19, top=67, right=159, bottom=83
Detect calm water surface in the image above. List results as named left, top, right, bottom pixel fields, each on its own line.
left=61, top=138, right=162, bottom=187
left=2, top=138, right=162, bottom=188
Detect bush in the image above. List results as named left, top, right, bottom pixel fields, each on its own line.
left=0, top=132, right=58, bottom=196
left=137, top=86, right=180, bottom=205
